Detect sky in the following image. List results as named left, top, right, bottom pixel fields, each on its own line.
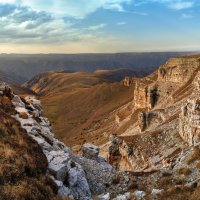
left=0, top=0, right=200, bottom=53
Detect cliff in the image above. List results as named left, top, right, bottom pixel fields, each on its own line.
left=158, top=57, right=200, bottom=83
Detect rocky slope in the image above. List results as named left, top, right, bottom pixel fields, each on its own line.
left=1, top=53, right=200, bottom=200
left=0, top=82, right=141, bottom=200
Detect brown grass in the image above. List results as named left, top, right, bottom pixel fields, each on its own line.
left=0, top=93, right=58, bottom=200
left=37, top=72, right=134, bottom=148
left=189, top=186, right=200, bottom=200
left=177, top=167, right=191, bottom=176
left=196, top=161, right=200, bottom=169
left=186, top=147, right=200, bottom=164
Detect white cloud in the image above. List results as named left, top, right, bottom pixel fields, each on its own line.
left=168, top=1, right=194, bottom=10
left=135, top=0, right=195, bottom=10
left=87, top=23, right=107, bottom=30
left=0, top=0, right=16, bottom=3
left=14, top=0, right=132, bottom=19
left=117, top=21, right=126, bottom=25
left=0, top=4, right=109, bottom=44
left=181, top=13, right=193, bottom=18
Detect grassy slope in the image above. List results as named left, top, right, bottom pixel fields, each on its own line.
left=26, top=70, right=134, bottom=148
left=0, top=90, right=58, bottom=200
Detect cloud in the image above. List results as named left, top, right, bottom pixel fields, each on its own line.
left=117, top=21, right=127, bottom=25
left=0, top=3, right=110, bottom=44
left=1, top=0, right=132, bottom=19
left=0, top=0, right=132, bottom=45
left=168, top=1, right=194, bottom=10
left=87, top=23, right=107, bottom=30
left=181, top=13, right=194, bottom=18
left=135, top=0, right=195, bottom=10
left=0, top=4, right=80, bottom=43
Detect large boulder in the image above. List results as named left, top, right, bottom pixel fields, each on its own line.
left=82, top=143, right=100, bottom=160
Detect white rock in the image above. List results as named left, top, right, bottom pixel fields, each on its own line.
left=134, top=190, right=145, bottom=199
left=98, top=193, right=110, bottom=200
left=49, top=163, right=68, bottom=182
left=115, top=192, right=131, bottom=200
left=151, top=189, right=164, bottom=196
left=12, top=95, right=92, bottom=200
left=82, top=143, right=100, bottom=160
left=58, top=185, right=72, bottom=197
left=12, top=95, right=25, bottom=107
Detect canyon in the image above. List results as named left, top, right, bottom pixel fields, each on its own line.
left=0, top=54, right=200, bottom=199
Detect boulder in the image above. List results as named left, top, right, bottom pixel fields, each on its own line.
left=82, top=143, right=100, bottom=160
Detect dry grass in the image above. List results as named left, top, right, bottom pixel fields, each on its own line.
left=186, top=147, right=200, bottom=164
left=160, top=186, right=192, bottom=200
left=0, top=93, right=58, bottom=200
left=37, top=72, right=134, bottom=148
left=196, top=161, right=200, bottom=169
left=189, top=186, right=200, bottom=200
left=177, top=167, right=191, bottom=176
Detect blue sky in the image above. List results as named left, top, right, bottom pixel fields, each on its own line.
left=0, top=0, right=199, bottom=53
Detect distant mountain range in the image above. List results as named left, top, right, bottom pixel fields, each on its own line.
left=0, top=52, right=195, bottom=81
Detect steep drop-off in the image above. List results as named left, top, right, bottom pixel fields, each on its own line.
left=24, top=70, right=135, bottom=149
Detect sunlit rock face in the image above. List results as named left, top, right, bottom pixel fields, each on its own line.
left=158, top=57, right=200, bottom=83
left=122, top=76, right=134, bottom=87
left=133, top=81, right=158, bottom=111
left=179, top=99, right=200, bottom=146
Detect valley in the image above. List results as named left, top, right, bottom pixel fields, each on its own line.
left=0, top=53, right=200, bottom=200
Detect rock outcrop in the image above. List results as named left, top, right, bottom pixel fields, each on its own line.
left=133, top=81, right=158, bottom=111
left=122, top=76, right=135, bottom=87
left=158, top=57, right=200, bottom=83
left=82, top=143, right=100, bottom=160
left=179, top=99, right=200, bottom=146
left=11, top=94, right=92, bottom=200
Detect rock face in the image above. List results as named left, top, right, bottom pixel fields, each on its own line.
left=9, top=88, right=92, bottom=200
left=107, top=56, right=200, bottom=173
left=179, top=99, right=200, bottom=146
left=158, top=57, right=200, bottom=83
left=138, top=112, right=151, bottom=132
left=133, top=81, right=158, bottom=111
left=108, top=135, right=123, bottom=168
left=122, top=76, right=134, bottom=87
left=82, top=143, right=100, bottom=160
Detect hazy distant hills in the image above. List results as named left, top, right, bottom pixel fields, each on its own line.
left=0, top=70, right=26, bottom=84
left=0, top=52, right=193, bottom=81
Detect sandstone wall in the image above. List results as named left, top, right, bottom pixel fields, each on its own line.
left=133, top=81, right=158, bottom=111
left=122, top=76, right=135, bottom=87
left=179, top=99, right=200, bottom=146
left=158, top=58, right=200, bottom=83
